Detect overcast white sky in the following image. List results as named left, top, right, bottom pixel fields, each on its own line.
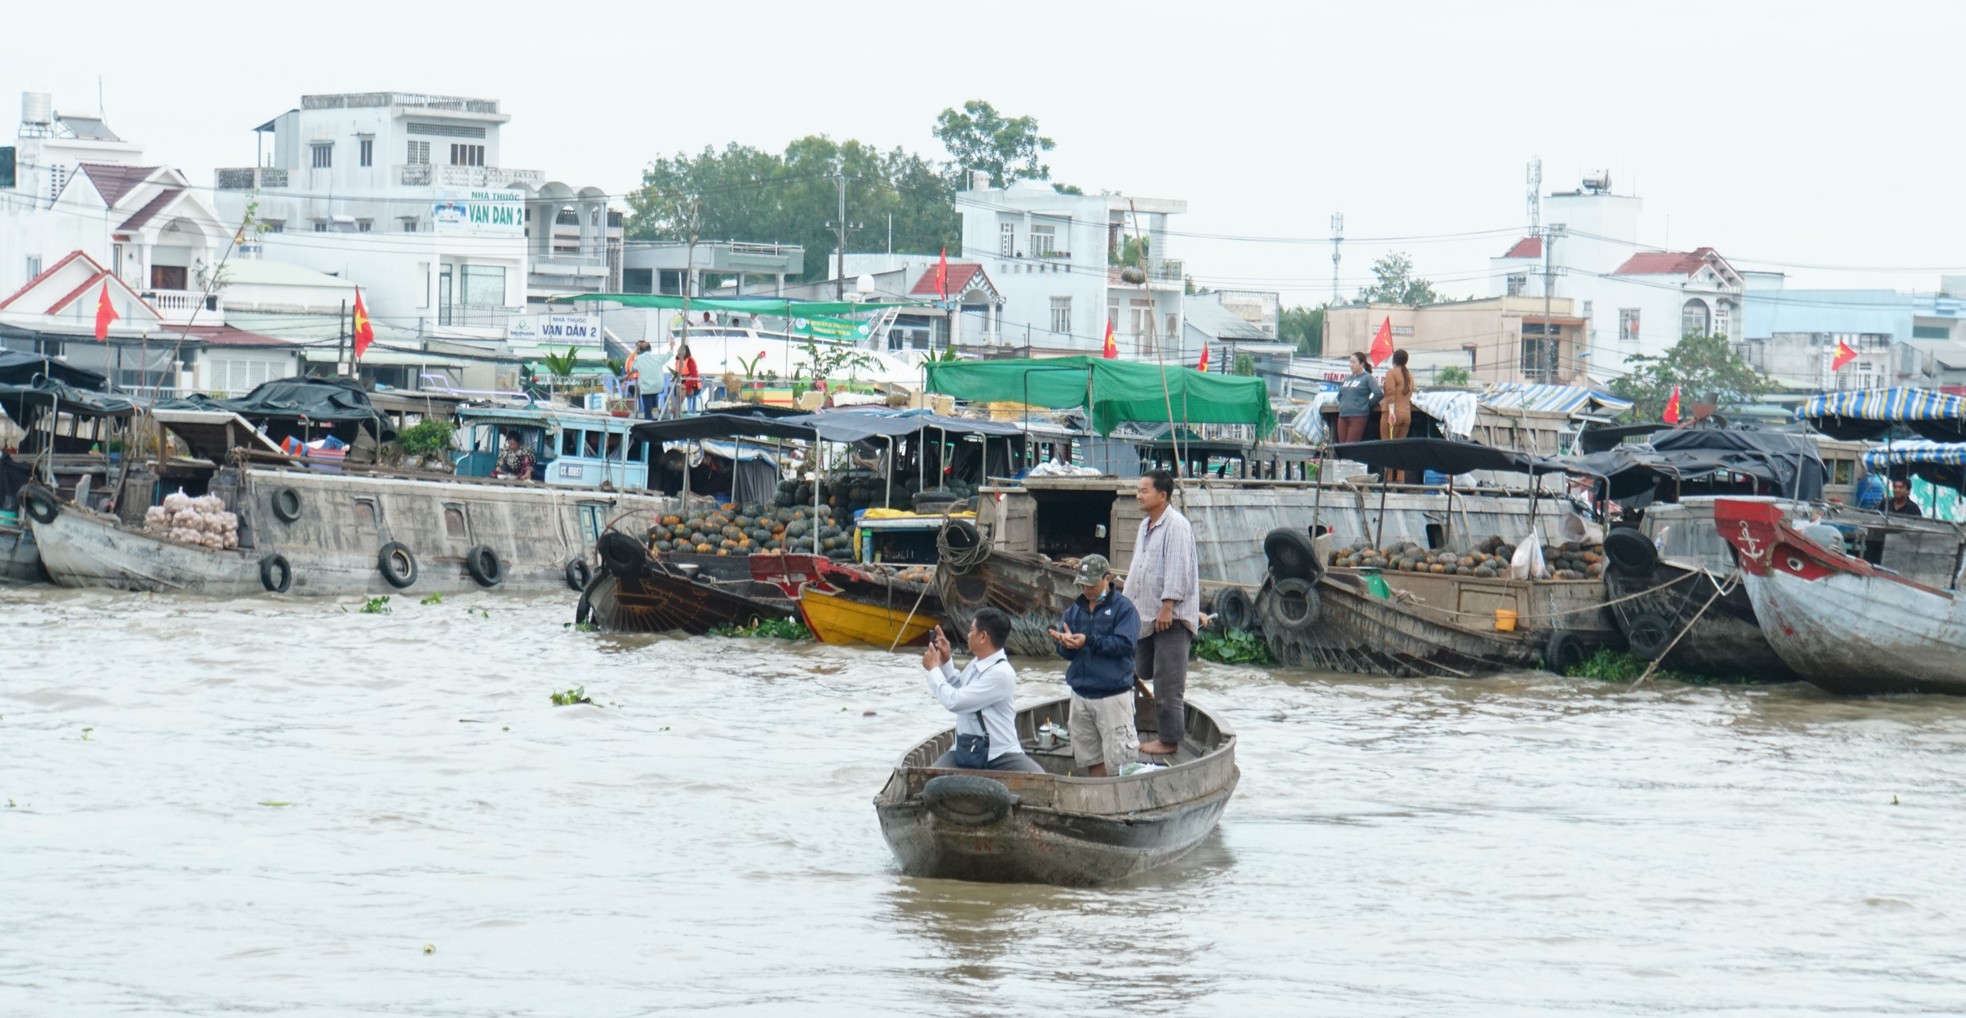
left=11, top=0, right=1963, bottom=304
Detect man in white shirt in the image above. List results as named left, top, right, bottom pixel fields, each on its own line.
left=921, top=607, right=1047, bottom=773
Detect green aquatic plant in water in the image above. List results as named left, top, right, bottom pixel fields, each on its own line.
left=1195, top=628, right=1272, bottom=665
left=1563, top=648, right=1749, bottom=686
left=550, top=686, right=593, bottom=706
left=360, top=596, right=392, bottom=614
left=709, top=617, right=812, bottom=640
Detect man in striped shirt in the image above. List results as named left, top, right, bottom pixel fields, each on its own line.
left=1126, top=469, right=1199, bottom=755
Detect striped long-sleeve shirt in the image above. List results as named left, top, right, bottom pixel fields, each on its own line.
left=1126, top=506, right=1200, bottom=637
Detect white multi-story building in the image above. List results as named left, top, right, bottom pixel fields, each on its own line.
left=956, top=177, right=1188, bottom=360
left=212, top=92, right=622, bottom=343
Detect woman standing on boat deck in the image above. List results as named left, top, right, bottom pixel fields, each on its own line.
left=675, top=344, right=702, bottom=415
left=1381, top=349, right=1416, bottom=482
left=1334, top=351, right=1383, bottom=445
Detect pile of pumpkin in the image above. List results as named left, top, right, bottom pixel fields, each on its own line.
left=644, top=499, right=851, bottom=559
left=1327, top=535, right=1607, bottom=580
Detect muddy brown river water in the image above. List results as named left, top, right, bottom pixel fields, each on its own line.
left=5, top=586, right=1966, bottom=1015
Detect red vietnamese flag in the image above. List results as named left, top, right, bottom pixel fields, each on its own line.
left=1831, top=338, right=1858, bottom=371
left=1663, top=385, right=1682, bottom=424
left=352, top=289, right=375, bottom=360
left=93, top=281, right=118, bottom=341
left=1101, top=318, right=1118, bottom=359
left=934, top=247, right=948, bottom=300
left=1197, top=344, right=1210, bottom=373
left=1368, top=316, right=1394, bottom=366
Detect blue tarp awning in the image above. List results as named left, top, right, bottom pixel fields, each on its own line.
left=1796, top=387, right=1966, bottom=442
left=1479, top=383, right=1633, bottom=415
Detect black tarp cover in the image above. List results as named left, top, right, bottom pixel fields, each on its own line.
left=0, top=351, right=108, bottom=390
left=1333, top=438, right=1568, bottom=477
left=159, top=377, right=394, bottom=442
left=1557, top=429, right=1824, bottom=505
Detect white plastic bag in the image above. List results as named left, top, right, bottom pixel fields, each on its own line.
left=1509, top=534, right=1547, bottom=580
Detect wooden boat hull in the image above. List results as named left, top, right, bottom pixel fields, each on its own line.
left=1605, top=559, right=1800, bottom=683
left=0, top=524, right=46, bottom=583
left=1719, top=499, right=1966, bottom=695
left=933, top=543, right=1078, bottom=657
left=874, top=696, right=1237, bottom=886
left=580, top=564, right=797, bottom=635
left=800, top=586, right=938, bottom=648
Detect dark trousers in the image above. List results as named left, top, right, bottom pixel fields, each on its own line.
left=1134, top=625, right=1192, bottom=747
left=930, top=748, right=1047, bottom=773
left=1336, top=415, right=1368, bottom=444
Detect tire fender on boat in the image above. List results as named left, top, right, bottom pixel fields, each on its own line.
left=1625, top=610, right=1674, bottom=659
left=21, top=485, right=59, bottom=525
left=271, top=487, right=303, bottom=523
left=596, top=531, right=649, bottom=576
left=464, top=544, right=503, bottom=588
left=377, top=541, right=419, bottom=589
left=1603, top=528, right=1657, bottom=577
left=259, top=553, right=293, bottom=594
left=1212, top=586, right=1255, bottom=631
left=564, top=557, right=592, bottom=591
left=1263, top=528, right=1321, bottom=582
left=922, top=773, right=1017, bottom=826
left=1263, top=576, right=1321, bottom=633
left=1545, top=630, right=1591, bottom=673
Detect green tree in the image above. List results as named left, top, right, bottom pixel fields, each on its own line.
left=1111, top=234, right=1150, bottom=268
left=1232, top=352, right=1257, bottom=376
left=1358, top=253, right=1440, bottom=306
left=1279, top=305, right=1326, bottom=356
left=933, top=99, right=1055, bottom=189
left=1436, top=365, right=1473, bottom=386
left=1608, top=333, right=1774, bottom=421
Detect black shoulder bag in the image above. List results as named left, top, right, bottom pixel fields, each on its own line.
left=953, top=710, right=990, bottom=768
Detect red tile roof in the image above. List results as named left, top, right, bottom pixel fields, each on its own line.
left=1503, top=236, right=1541, bottom=259
left=1611, top=247, right=1720, bottom=277
left=46, top=271, right=115, bottom=315
left=908, top=261, right=996, bottom=299
left=168, top=325, right=296, bottom=348
left=75, top=163, right=159, bottom=206
left=117, top=187, right=184, bottom=231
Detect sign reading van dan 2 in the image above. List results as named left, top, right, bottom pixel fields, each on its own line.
left=432, top=190, right=524, bottom=237
left=507, top=313, right=603, bottom=348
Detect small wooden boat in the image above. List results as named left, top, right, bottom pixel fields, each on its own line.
left=799, top=570, right=941, bottom=648
left=1718, top=498, right=1966, bottom=696
left=579, top=531, right=804, bottom=634
left=873, top=695, right=1237, bottom=885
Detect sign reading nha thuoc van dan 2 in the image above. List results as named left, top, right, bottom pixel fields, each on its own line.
left=432, top=190, right=525, bottom=237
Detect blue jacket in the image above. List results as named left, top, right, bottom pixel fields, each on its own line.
left=1056, top=588, right=1140, bottom=698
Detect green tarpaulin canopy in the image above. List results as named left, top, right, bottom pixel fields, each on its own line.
left=924, top=356, right=1275, bottom=437
left=554, top=294, right=927, bottom=317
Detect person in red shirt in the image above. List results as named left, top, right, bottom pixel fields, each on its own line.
left=676, top=343, right=702, bottom=414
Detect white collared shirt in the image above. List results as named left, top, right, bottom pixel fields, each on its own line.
left=924, top=649, right=1020, bottom=760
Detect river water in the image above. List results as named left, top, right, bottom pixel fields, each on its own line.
left=6, top=586, right=1966, bottom=1016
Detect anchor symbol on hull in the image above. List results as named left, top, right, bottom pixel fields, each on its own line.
left=1736, top=521, right=1765, bottom=561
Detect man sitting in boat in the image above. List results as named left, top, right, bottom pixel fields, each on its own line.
left=492, top=432, right=535, bottom=482
left=1048, top=554, right=1141, bottom=777
left=920, top=607, right=1046, bottom=774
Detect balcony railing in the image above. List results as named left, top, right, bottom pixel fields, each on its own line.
left=436, top=165, right=543, bottom=188
left=215, top=167, right=289, bottom=190
left=399, top=164, right=432, bottom=186
left=139, top=289, right=220, bottom=323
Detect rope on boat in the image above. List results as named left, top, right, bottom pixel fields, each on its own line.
left=1370, top=567, right=1707, bottom=623
left=1627, top=573, right=1739, bottom=690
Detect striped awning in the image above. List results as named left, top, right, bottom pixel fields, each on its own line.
left=1861, top=440, right=1966, bottom=471
left=1798, top=387, right=1966, bottom=423
left=1480, top=383, right=1633, bottom=415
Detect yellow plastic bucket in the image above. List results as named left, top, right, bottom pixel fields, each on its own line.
left=1494, top=608, right=1518, bottom=632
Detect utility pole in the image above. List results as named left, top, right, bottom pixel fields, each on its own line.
left=826, top=173, right=860, bottom=299
left=1329, top=212, right=1344, bottom=307
left=1542, top=223, right=1563, bottom=382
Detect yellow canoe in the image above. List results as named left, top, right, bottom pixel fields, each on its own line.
left=800, top=585, right=939, bottom=648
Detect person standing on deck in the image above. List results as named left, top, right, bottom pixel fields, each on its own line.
left=1127, top=469, right=1199, bottom=756
left=920, top=608, right=1046, bottom=773
left=1887, top=477, right=1924, bottom=517
left=625, top=340, right=657, bottom=419
left=1334, top=351, right=1382, bottom=445
left=1380, top=349, right=1416, bottom=482
left=1048, top=554, right=1141, bottom=777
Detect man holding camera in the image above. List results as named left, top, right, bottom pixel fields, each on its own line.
left=1048, top=554, right=1140, bottom=777
left=920, top=607, right=1046, bottom=773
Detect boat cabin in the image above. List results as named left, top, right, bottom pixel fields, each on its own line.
left=454, top=405, right=650, bottom=489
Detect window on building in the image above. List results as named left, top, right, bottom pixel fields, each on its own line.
left=1107, top=305, right=1119, bottom=335
left=1030, top=224, right=1056, bottom=257
left=24, top=255, right=40, bottom=279
left=310, top=143, right=333, bottom=169
left=1681, top=298, right=1711, bottom=338
left=356, top=220, right=373, bottom=233
left=450, top=143, right=485, bottom=167
left=460, top=264, right=506, bottom=307
left=1618, top=308, right=1641, bottom=342
left=1000, top=222, right=1014, bottom=257
left=1914, top=324, right=1951, bottom=340
left=1129, top=298, right=1152, bottom=339
left=406, top=140, right=430, bottom=165
left=262, top=220, right=284, bottom=234
left=1521, top=336, right=1560, bottom=380
left=1166, top=313, right=1178, bottom=339
left=312, top=220, right=329, bottom=233
left=1049, top=297, right=1071, bottom=334
left=400, top=218, right=418, bottom=233
left=358, top=138, right=374, bottom=167
left=1506, top=274, right=1527, bottom=297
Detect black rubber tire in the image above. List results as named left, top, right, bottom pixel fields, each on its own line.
left=564, top=557, right=592, bottom=592
left=1264, top=527, right=1320, bottom=581
left=465, top=544, right=503, bottom=587
left=912, top=490, right=959, bottom=513
left=259, top=553, right=293, bottom=594
left=377, top=541, right=418, bottom=589
left=1263, top=577, right=1320, bottom=633
left=20, top=485, right=58, bottom=525
left=271, top=487, right=303, bottom=523
left=922, top=773, right=1016, bottom=826
left=1626, top=611, right=1674, bottom=659
left=1603, top=528, right=1658, bottom=577
left=940, top=518, right=982, bottom=555
left=1214, top=586, right=1255, bottom=631
left=596, top=531, right=649, bottom=577
left=1545, top=630, right=1591, bottom=673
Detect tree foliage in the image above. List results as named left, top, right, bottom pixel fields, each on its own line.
left=1608, top=333, right=1774, bottom=421
left=1279, top=305, right=1325, bottom=356
left=625, top=137, right=959, bottom=281
left=933, top=99, right=1055, bottom=189
left=1358, top=253, right=1440, bottom=306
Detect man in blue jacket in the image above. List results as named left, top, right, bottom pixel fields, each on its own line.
left=1048, top=554, right=1141, bottom=777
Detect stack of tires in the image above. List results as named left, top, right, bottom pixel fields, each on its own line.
left=1254, top=528, right=1322, bottom=665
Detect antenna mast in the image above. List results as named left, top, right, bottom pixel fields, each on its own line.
left=1328, top=212, right=1344, bottom=306
left=1526, top=158, right=1542, bottom=233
